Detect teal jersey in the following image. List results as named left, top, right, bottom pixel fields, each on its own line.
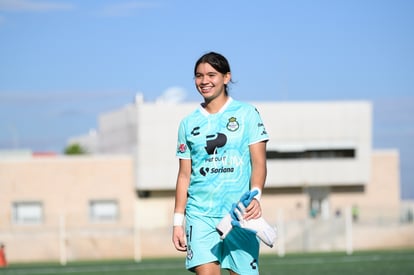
left=176, top=98, right=269, bottom=217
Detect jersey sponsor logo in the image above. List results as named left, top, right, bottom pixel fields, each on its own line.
left=199, top=167, right=209, bottom=176
left=226, top=117, right=239, bottom=132
left=200, top=154, right=243, bottom=176
left=199, top=166, right=234, bottom=176
left=205, top=133, right=227, bottom=155
left=205, top=156, right=227, bottom=163
left=210, top=167, right=234, bottom=173
left=205, top=155, right=244, bottom=166
left=199, top=131, right=245, bottom=176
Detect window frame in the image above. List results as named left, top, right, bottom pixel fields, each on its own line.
left=89, top=199, right=119, bottom=223
left=12, top=201, right=44, bottom=225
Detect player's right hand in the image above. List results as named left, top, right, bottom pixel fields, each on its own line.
left=172, top=226, right=187, bottom=252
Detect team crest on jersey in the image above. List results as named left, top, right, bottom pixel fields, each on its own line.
left=226, top=117, right=239, bottom=132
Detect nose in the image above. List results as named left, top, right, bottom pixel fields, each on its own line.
left=198, top=76, right=209, bottom=85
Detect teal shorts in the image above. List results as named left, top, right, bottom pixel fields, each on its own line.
left=185, top=212, right=260, bottom=274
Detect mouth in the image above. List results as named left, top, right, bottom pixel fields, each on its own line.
left=200, top=85, right=213, bottom=93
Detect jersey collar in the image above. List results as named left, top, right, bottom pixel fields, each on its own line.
left=199, top=97, right=233, bottom=117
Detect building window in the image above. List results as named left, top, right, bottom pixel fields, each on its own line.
left=89, top=200, right=119, bottom=222
left=12, top=201, right=43, bottom=224
left=266, top=149, right=355, bottom=159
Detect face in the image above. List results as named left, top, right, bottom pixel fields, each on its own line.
left=194, top=62, right=231, bottom=102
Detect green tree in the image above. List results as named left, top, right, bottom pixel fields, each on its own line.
left=64, top=143, right=88, bottom=155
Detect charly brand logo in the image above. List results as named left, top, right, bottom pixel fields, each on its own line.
left=226, top=117, right=239, bottom=132
left=250, top=258, right=257, bottom=270
left=191, top=126, right=200, bottom=136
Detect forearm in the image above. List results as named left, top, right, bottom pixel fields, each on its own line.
left=174, top=178, right=188, bottom=214
left=174, top=159, right=191, bottom=214
left=251, top=162, right=266, bottom=190
left=172, top=159, right=191, bottom=251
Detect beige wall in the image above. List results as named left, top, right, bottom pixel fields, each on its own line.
left=136, top=150, right=408, bottom=257
left=0, top=150, right=410, bottom=263
left=0, top=155, right=135, bottom=262
left=330, top=150, right=401, bottom=220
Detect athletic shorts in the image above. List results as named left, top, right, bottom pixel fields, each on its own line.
left=185, top=212, right=260, bottom=274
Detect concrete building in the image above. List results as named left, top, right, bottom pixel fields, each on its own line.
left=0, top=97, right=412, bottom=263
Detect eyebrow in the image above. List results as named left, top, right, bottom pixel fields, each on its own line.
left=195, top=71, right=218, bottom=75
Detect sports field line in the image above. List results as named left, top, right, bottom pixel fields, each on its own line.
left=263, top=252, right=414, bottom=266
left=0, top=262, right=184, bottom=275
left=2, top=252, right=413, bottom=275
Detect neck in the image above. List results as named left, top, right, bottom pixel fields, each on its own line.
left=203, top=95, right=229, bottom=114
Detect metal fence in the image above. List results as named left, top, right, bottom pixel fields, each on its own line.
left=1, top=207, right=413, bottom=264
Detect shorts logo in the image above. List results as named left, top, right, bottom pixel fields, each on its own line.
left=187, top=226, right=193, bottom=260
left=187, top=245, right=193, bottom=260
left=226, top=117, right=239, bottom=132
left=250, top=258, right=257, bottom=270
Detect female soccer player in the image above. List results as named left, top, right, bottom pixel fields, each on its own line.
left=172, top=52, right=269, bottom=275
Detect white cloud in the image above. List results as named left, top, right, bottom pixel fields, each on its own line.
left=98, top=1, right=160, bottom=17
left=156, top=86, right=187, bottom=104
left=0, top=0, right=74, bottom=12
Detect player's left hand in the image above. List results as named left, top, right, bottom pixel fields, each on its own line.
left=233, top=190, right=262, bottom=221
left=244, top=198, right=262, bottom=220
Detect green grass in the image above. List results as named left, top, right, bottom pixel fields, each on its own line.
left=1, top=249, right=414, bottom=275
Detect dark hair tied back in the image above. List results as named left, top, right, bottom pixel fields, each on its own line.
left=194, top=52, right=232, bottom=94
left=194, top=52, right=231, bottom=76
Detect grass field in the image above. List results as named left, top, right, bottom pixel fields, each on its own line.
left=1, top=249, right=413, bottom=275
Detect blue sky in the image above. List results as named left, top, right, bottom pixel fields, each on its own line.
left=0, top=0, right=413, bottom=199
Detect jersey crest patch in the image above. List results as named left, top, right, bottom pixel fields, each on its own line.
left=226, top=117, right=239, bottom=132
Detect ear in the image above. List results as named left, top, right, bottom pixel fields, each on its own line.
left=224, top=72, right=232, bottom=85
